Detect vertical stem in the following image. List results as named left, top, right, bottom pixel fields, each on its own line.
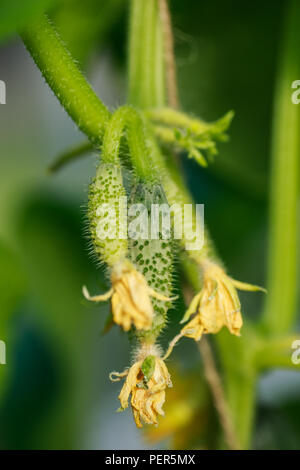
left=224, top=371, right=257, bottom=449
left=216, top=329, right=257, bottom=449
left=158, top=0, right=179, bottom=108
left=199, top=338, right=240, bottom=450
left=128, top=0, right=165, bottom=108
left=262, top=0, right=300, bottom=334
left=218, top=0, right=300, bottom=449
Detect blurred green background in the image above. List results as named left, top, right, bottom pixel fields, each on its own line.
left=0, top=0, right=299, bottom=449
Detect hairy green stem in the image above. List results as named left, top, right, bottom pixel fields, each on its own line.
left=21, top=15, right=110, bottom=146
left=147, top=108, right=234, bottom=137
left=103, top=105, right=158, bottom=181
left=262, top=0, right=300, bottom=334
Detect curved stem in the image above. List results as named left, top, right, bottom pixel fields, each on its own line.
left=103, top=105, right=158, bottom=181
left=21, top=15, right=110, bottom=147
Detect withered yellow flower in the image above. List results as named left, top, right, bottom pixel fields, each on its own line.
left=83, top=260, right=173, bottom=332
left=143, top=368, right=207, bottom=448
left=110, top=345, right=172, bottom=428
left=181, top=259, right=266, bottom=340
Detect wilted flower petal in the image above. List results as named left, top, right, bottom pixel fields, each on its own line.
left=181, top=260, right=266, bottom=340
left=83, top=260, right=175, bottom=332
left=112, top=346, right=172, bottom=428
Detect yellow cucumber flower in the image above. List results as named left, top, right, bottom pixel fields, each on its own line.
left=181, top=259, right=266, bottom=340
left=83, top=260, right=174, bottom=332
left=110, top=345, right=172, bottom=428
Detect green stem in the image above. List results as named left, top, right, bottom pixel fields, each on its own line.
left=125, top=112, right=158, bottom=181
left=21, top=15, right=110, bottom=146
left=101, top=107, right=130, bottom=165
left=128, top=0, right=165, bottom=108
left=225, top=371, right=257, bottom=449
left=216, top=327, right=259, bottom=449
left=103, top=105, right=158, bottom=181
left=216, top=0, right=300, bottom=449
left=262, top=0, right=300, bottom=334
left=255, top=335, right=300, bottom=371
left=147, top=108, right=234, bottom=137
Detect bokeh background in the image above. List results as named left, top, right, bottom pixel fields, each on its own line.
left=0, top=0, right=299, bottom=449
